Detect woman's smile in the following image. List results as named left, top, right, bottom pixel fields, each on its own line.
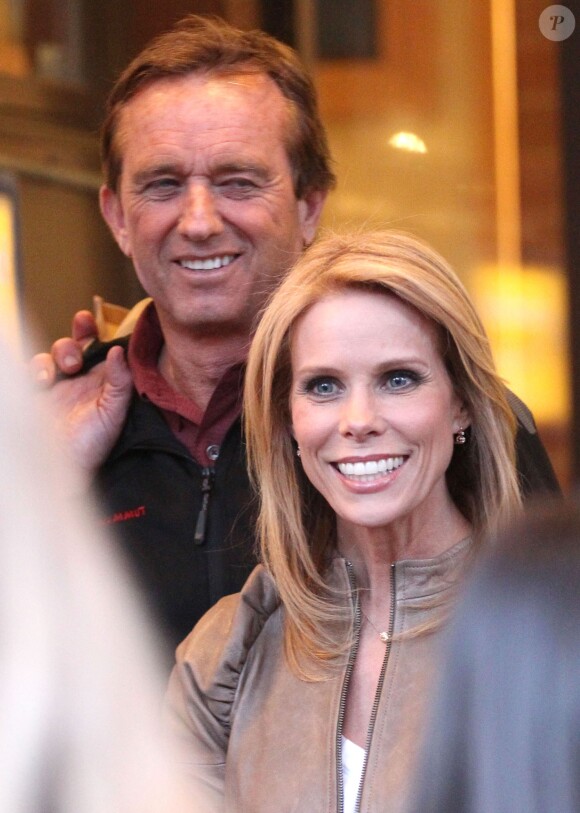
left=290, top=285, right=469, bottom=534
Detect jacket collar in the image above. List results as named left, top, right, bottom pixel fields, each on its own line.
left=326, top=535, right=474, bottom=603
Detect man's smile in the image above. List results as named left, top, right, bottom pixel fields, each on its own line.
left=178, top=253, right=239, bottom=271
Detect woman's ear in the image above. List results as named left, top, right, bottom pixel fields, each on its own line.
left=288, top=427, right=302, bottom=458
left=453, top=399, right=471, bottom=434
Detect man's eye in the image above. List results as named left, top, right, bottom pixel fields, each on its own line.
left=229, top=178, right=255, bottom=187
left=143, top=178, right=181, bottom=197
left=153, top=178, right=180, bottom=188
left=218, top=177, right=258, bottom=195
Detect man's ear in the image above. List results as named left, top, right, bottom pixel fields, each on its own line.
left=298, top=189, right=327, bottom=247
left=100, top=185, right=132, bottom=258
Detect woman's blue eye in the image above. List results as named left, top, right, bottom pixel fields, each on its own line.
left=386, top=371, right=419, bottom=390
left=307, top=378, right=339, bottom=396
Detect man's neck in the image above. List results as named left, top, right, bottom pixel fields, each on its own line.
left=157, top=324, right=250, bottom=412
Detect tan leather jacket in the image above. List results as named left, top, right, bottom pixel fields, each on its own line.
left=165, top=536, right=473, bottom=813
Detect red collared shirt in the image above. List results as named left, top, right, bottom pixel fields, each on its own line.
left=128, top=303, right=245, bottom=467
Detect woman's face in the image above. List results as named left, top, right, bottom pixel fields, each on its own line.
left=290, top=287, right=469, bottom=533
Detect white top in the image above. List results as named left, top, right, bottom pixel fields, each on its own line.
left=341, top=735, right=365, bottom=813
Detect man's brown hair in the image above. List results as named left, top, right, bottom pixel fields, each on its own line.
left=101, top=14, right=336, bottom=198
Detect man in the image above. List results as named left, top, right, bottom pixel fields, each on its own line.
left=33, top=15, right=558, bottom=650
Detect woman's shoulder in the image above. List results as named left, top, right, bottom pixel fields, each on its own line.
left=174, top=565, right=280, bottom=688
left=166, top=566, right=282, bottom=757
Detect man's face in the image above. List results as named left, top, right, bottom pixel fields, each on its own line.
left=100, top=71, right=325, bottom=342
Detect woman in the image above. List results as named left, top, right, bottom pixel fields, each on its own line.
left=408, top=496, right=578, bottom=813
left=166, top=230, right=522, bottom=812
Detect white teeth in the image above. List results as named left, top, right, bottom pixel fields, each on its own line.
left=337, top=457, right=405, bottom=479
left=180, top=254, right=236, bottom=271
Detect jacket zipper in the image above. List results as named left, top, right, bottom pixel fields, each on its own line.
left=336, top=560, right=361, bottom=813
left=194, top=466, right=215, bottom=545
left=337, top=562, right=397, bottom=813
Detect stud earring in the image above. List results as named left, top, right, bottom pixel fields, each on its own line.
left=296, top=447, right=301, bottom=457
left=454, top=429, right=467, bottom=445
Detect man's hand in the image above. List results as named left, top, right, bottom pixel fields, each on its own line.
left=31, top=310, right=134, bottom=474
left=30, top=310, right=99, bottom=385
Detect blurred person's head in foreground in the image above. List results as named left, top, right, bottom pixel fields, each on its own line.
left=408, top=496, right=580, bottom=813
left=0, top=334, right=192, bottom=811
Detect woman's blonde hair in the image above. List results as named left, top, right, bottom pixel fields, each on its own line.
left=244, top=230, right=522, bottom=672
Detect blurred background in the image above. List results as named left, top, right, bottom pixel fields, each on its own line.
left=0, top=0, right=576, bottom=488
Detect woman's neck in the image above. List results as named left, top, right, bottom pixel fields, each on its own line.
left=336, top=498, right=472, bottom=594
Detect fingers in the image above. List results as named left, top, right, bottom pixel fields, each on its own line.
left=30, top=336, right=88, bottom=386
left=51, top=337, right=85, bottom=375
left=86, top=346, right=133, bottom=467
left=30, top=309, right=99, bottom=388
left=30, top=352, right=57, bottom=387
left=104, top=344, right=133, bottom=393
left=72, top=310, right=99, bottom=346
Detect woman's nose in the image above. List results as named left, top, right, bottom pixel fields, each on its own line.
left=338, top=390, right=386, bottom=439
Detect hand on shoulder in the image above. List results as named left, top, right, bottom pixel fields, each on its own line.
left=30, top=309, right=134, bottom=474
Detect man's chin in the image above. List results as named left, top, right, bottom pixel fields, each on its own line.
left=170, top=310, right=253, bottom=340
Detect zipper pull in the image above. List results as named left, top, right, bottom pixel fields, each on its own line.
left=194, top=467, right=214, bottom=546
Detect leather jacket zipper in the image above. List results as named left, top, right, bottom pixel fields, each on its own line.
left=337, top=562, right=396, bottom=813
left=194, top=466, right=214, bottom=545
left=336, top=560, right=361, bottom=813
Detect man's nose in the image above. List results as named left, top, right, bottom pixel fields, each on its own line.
left=339, top=390, right=386, bottom=439
left=177, top=183, right=224, bottom=240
